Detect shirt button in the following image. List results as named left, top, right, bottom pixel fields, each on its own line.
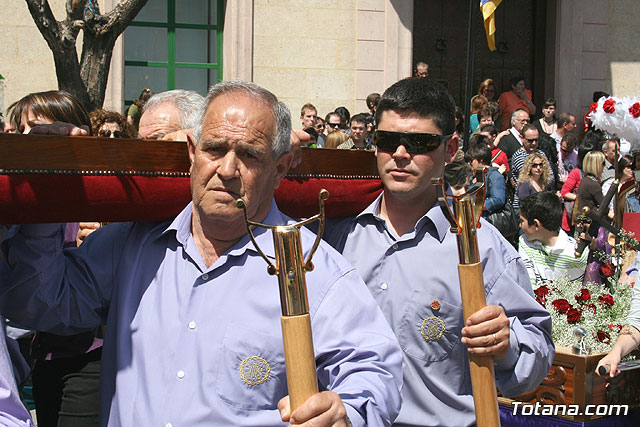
left=201, top=273, right=209, bottom=280
left=165, top=424, right=172, bottom=427
left=188, top=321, right=196, bottom=330
left=392, top=243, right=398, bottom=250
left=381, top=282, right=388, bottom=290
left=177, top=370, right=185, bottom=379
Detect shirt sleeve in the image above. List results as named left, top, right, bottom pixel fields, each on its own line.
left=311, top=268, right=403, bottom=427
left=628, top=282, right=640, bottom=333
left=485, top=238, right=555, bottom=397
left=485, top=171, right=506, bottom=214
left=0, top=223, right=129, bottom=334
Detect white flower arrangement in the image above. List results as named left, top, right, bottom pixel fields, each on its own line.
left=588, top=96, right=640, bottom=146
left=533, top=275, right=634, bottom=355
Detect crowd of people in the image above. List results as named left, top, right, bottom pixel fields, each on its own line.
left=0, top=66, right=638, bottom=426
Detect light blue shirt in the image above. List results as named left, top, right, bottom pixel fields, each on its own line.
left=323, top=194, right=555, bottom=427
left=0, top=201, right=403, bottom=427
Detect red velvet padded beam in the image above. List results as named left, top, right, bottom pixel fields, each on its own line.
left=0, top=134, right=381, bottom=223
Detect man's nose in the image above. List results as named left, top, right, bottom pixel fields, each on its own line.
left=218, top=152, right=240, bottom=178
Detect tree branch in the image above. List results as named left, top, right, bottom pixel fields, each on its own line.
left=101, top=0, right=148, bottom=35
left=25, top=0, right=63, bottom=48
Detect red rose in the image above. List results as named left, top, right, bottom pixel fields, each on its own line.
left=596, top=330, right=611, bottom=344
left=567, top=308, right=582, bottom=323
left=600, top=263, right=615, bottom=277
left=630, top=102, right=640, bottom=119
left=589, top=102, right=598, bottom=113
left=552, top=299, right=571, bottom=314
left=598, top=294, right=614, bottom=307
left=534, top=285, right=549, bottom=306
left=603, top=98, right=616, bottom=114
left=575, top=288, right=591, bottom=304
left=585, top=303, right=597, bottom=314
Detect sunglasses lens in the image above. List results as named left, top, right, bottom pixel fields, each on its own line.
left=375, top=131, right=444, bottom=154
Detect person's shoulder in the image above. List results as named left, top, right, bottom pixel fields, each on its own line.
left=478, top=218, right=520, bottom=261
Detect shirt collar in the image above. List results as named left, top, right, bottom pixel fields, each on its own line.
left=356, top=192, right=451, bottom=243
left=510, top=127, right=523, bottom=143
left=163, top=199, right=287, bottom=260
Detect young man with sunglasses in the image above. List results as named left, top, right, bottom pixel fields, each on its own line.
left=510, top=124, right=554, bottom=187
left=323, top=78, right=554, bottom=427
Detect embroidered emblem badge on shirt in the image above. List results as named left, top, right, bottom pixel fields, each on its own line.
left=240, top=356, right=271, bottom=386
left=421, top=316, right=446, bottom=341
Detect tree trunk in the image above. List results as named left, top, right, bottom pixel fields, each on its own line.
left=25, top=0, right=149, bottom=111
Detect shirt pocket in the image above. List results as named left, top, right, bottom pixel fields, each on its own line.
left=215, top=323, right=288, bottom=410
left=398, top=289, right=463, bottom=362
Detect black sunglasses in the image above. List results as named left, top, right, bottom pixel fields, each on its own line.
left=375, top=130, right=452, bottom=154
left=99, top=129, right=122, bottom=138
left=327, top=123, right=341, bottom=128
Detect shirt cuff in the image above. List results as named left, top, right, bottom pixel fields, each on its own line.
left=493, top=322, right=520, bottom=371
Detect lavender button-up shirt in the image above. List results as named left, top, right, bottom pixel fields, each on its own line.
left=324, top=194, right=555, bottom=427
left=0, top=201, right=403, bottom=427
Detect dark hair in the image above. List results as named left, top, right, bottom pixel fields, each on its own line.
left=521, top=123, right=538, bottom=136
left=480, top=125, right=498, bottom=136
left=520, top=191, right=563, bottom=231
left=578, top=132, right=602, bottom=169
left=325, top=112, right=340, bottom=122
left=375, top=78, right=456, bottom=135
left=543, top=98, right=557, bottom=109
left=466, top=142, right=492, bottom=165
left=9, top=90, right=91, bottom=133
left=509, top=74, right=525, bottom=88
left=444, top=150, right=471, bottom=190
left=366, top=93, right=381, bottom=108
left=557, top=113, right=575, bottom=128
left=469, top=133, right=490, bottom=148
left=350, top=113, right=368, bottom=126
left=334, top=106, right=351, bottom=123
left=618, top=155, right=634, bottom=175
left=561, top=132, right=579, bottom=150
left=478, top=107, right=492, bottom=119
left=89, top=109, right=137, bottom=138
left=593, top=91, right=610, bottom=103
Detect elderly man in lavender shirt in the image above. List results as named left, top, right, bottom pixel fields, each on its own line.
left=0, top=82, right=403, bottom=427
left=323, top=78, right=554, bottom=427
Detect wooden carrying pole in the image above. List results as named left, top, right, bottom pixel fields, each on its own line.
left=432, top=172, right=500, bottom=427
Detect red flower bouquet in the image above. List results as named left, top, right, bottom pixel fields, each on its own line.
left=603, top=98, right=616, bottom=114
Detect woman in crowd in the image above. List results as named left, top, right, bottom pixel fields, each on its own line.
left=90, top=109, right=136, bottom=138
left=576, top=150, right=606, bottom=213
left=534, top=98, right=557, bottom=136
left=498, top=74, right=536, bottom=130
left=8, top=90, right=101, bottom=427
left=560, top=141, right=597, bottom=232
left=126, top=87, right=153, bottom=131
left=323, top=129, right=349, bottom=149
left=610, top=155, right=640, bottom=214
left=517, top=152, right=554, bottom=201
left=477, top=78, right=497, bottom=102
left=468, top=95, right=488, bottom=133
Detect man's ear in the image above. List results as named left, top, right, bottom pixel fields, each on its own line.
left=187, top=133, right=197, bottom=173
left=533, top=218, right=542, bottom=230
left=444, top=134, right=459, bottom=164
left=273, top=151, right=294, bottom=190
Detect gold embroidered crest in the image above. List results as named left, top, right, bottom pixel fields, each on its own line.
left=240, top=356, right=271, bottom=386
left=421, top=316, right=446, bottom=341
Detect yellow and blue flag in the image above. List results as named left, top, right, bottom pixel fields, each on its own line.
left=481, top=0, right=502, bottom=51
